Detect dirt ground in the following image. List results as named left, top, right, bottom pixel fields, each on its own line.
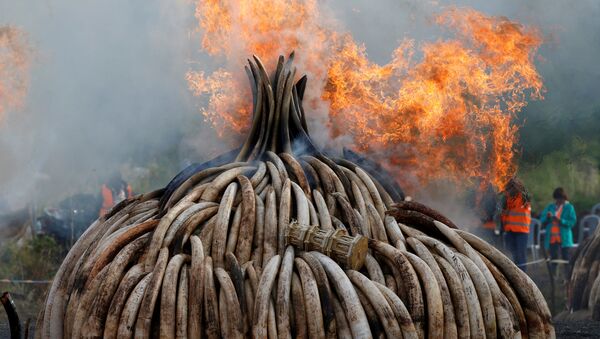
left=3, top=317, right=600, bottom=338
left=554, top=321, right=600, bottom=338
left=4, top=288, right=600, bottom=338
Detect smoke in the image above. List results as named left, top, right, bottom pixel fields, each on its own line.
left=0, top=26, right=30, bottom=120
left=1, top=0, right=598, bottom=222
left=0, top=0, right=218, bottom=209
left=183, top=0, right=540, bottom=228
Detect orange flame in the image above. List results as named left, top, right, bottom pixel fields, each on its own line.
left=186, top=0, right=333, bottom=137
left=0, top=26, right=30, bottom=122
left=187, top=2, right=543, bottom=190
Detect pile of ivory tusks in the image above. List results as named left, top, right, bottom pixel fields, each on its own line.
left=37, top=53, right=554, bottom=338
left=36, top=154, right=553, bottom=339
left=567, top=225, right=600, bottom=320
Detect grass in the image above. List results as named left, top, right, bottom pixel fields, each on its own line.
left=519, top=139, right=600, bottom=214
left=0, top=236, right=63, bottom=323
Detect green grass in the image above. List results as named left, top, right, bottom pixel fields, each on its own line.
left=0, top=236, right=63, bottom=314
left=519, top=138, right=600, bottom=214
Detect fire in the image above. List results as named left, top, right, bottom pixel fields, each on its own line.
left=0, top=26, right=30, bottom=123
left=325, top=8, right=543, bottom=189
left=186, top=0, right=333, bottom=136
left=187, top=2, right=543, bottom=190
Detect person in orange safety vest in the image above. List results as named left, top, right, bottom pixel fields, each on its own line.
left=99, top=172, right=133, bottom=217
left=495, top=178, right=531, bottom=271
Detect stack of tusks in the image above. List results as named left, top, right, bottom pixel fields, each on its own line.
left=37, top=53, right=554, bottom=338
left=567, top=224, right=600, bottom=320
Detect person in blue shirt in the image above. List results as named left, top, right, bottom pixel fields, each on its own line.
left=539, top=187, right=577, bottom=277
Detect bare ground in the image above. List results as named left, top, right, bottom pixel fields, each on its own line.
left=555, top=321, right=600, bottom=338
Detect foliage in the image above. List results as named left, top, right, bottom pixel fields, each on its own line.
left=0, top=236, right=63, bottom=310
left=519, top=138, right=600, bottom=214
left=0, top=236, right=63, bottom=281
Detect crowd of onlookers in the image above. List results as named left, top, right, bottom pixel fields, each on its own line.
left=496, top=178, right=599, bottom=279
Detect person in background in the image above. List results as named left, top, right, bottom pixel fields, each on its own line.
left=99, top=172, right=133, bottom=217
left=496, top=177, right=531, bottom=271
left=539, top=187, right=576, bottom=278
left=480, top=184, right=499, bottom=230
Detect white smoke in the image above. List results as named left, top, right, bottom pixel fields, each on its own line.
left=1, top=0, right=598, bottom=223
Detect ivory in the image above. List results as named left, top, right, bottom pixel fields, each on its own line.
left=235, top=175, right=256, bottom=264
left=116, top=274, right=152, bottom=338
left=347, top=270, right=402, bottom=338
left=103, top=265, right=146, bottom=339
left=175, top=267, right=189, bottom=339
left=263, top=187, right=278, bottom=264
left=215, top=267, right=244, bottom=338
left=276, top=247, right=295, bottom=339
left=212, top=182, right=238, bottom=268
left=40, top=54, right=555, bottom=339
left=280, top=152, right=311, bottom=197
left=252, top=255, right=281, bottom=338
left=160, top=254, right=190, bottom=338
left=312, top=252, right=371, bottom=339
left=135, top=248, right=170, bottom=337
left=294, top=257, right=325, bottom=338
left=188, top=236, right=205, bottom=339
left=201, top=166, right=256, bottom=201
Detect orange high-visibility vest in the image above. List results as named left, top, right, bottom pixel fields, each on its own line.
left=483, top=220, right=496, bottom=230
left=99, top=184, right=133, bottom=217
left=99, top=184, right=113, bottom=217
left=550, top=204, right=564, bottom=244
left=501, top=194, right=531, bottom=233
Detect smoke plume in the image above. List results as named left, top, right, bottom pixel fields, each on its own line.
left=0, top=0, right=598, bottom=221
left=0, top=0, right=215, bottom=209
